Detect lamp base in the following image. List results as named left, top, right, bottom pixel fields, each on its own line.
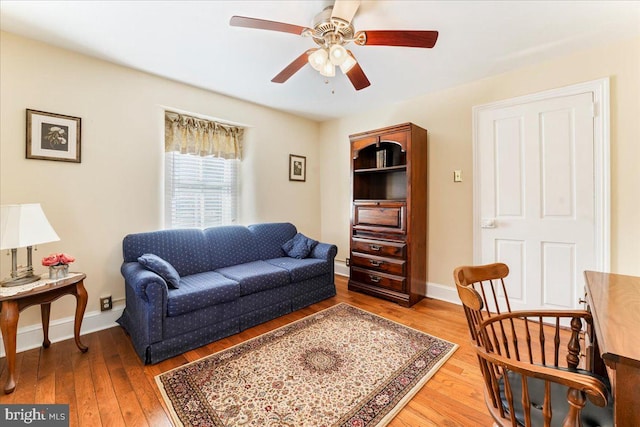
left=2, top=246, right=41, bottom=287
left=1, top=274, right=41, bottom=287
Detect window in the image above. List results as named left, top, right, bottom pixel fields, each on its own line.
left=164, top=111, right=243, bottom=229
left=165, top=152, right=239, bottom=228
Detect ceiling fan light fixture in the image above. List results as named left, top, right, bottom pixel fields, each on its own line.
left=339, top=53, right=357, bottom=74
left=230, top=2, right=439, bottom=91
left=320, top=61, right=335, bottom=77
left=308, top=48, right=328, bottom=71
left=329, top=44, right=348, bottom=66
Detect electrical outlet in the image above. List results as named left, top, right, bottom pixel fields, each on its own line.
left=100, top=296, right=112, bottom=311
left=345, top=258, right=350, bottom=267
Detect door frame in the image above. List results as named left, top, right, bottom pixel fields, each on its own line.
left=472, top=78, right=610, bottom=271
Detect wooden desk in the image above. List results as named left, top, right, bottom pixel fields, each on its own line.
left=0, top=273, right=88, bottom=394
left=584, top=271, right=640, bottom=426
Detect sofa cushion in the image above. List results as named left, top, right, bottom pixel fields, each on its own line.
left=138, top=254, right=181, bottom=289
left=216, top=261, right=290, bottom=295
left=123, top=228, right=210, bottom=277
left=247, top=222, right=297, bottom=260
left=282, top=233, right=318, bottom=259
left=265, top=257, right=331, bottom=282
left=166, top=272, right=240, bottom=317
left=203, top=226, right=261, bottom=270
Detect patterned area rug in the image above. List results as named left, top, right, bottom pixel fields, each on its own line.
left=156, top=303, right=457, bottom=427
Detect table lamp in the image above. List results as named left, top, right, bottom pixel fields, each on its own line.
left=0, top=203, right=60, bottom=287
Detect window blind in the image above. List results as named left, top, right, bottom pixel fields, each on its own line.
left=165, top=152, right=239, bottom=229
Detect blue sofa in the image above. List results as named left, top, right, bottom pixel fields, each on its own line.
left=117, top=222, right=337, bottom=364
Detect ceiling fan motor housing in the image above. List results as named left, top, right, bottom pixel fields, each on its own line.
left=311, top=6, right=355, bottom=46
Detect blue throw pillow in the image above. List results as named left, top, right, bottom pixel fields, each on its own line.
left=138, top=253, right=181, bottom=289
left=282, top=233, right=318, bottom=259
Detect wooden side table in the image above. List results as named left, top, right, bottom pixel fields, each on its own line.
left=0, top=272, right=88, bottom=394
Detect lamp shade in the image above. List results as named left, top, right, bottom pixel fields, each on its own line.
left=320, top=61, right=336, bottom=77
left=0, top=204, right=60, bottom=250
left=329, top=44, right=348, bottom=66
left=308, top=48, right=328, bottom=71
left=339, top=52, right=358, bottom=74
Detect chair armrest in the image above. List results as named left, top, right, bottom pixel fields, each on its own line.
left=121, top=262, right=169, bottom=302
left=476, top=345, right=610, bottom=407
left=309, top=242, right=338, bottom=262
left=483, top=309, right=592, bottom=323
left=478, top=309, right=595, bottom=373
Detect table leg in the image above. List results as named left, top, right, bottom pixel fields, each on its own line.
left=0, top=300, right=19, bottom=394
left=41, top=303, right=51, bottom=348
left=73, top=280, right=88, bottom=353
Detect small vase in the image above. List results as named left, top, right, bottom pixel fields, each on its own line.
left=49, top=264, right=69, bottom=280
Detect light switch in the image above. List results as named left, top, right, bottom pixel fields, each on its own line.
left=453, top=170, right=462, bottom=182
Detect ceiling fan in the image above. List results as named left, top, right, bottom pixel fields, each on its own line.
left=229, top=0, right=438, bottom=91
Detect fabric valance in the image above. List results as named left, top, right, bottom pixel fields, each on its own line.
left=164, top=111, right=243, bottom=159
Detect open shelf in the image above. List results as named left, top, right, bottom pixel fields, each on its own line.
left=354, top=165, right=407, bottom=174
left=354, top=198, right=406, bottom=203
left=353, top=170, right=407, bottom=200
left=353, top=142, right=406, bottom=170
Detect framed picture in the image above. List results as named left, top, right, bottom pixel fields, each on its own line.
left=289, top=154, right=306, bottom=182
left=26, top=109, right=81, bottom=163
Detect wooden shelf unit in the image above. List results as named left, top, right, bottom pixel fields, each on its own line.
left=348, top=122, right=428, bottom=307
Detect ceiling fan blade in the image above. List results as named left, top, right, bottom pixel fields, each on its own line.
left=230, top=16, right=309, bottom=35
left=356, top=30, right=439, bottom=48
left=271, top=50, right=314, bottom=84
left=331, top=0, right=361, bottom=25
left=344, top=51, right=370, bottom=91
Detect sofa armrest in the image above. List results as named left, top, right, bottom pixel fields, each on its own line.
left=121, top=262, right=169, bottom=302
left=120, top=261, right=169, bottom=347
left=309, top=242, right=338, bottom=262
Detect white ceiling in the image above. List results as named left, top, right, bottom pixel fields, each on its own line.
left=1, top=1, right=639, bottom=121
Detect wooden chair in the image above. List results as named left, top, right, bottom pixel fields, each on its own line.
left=454, top=263, right=613, bottom=427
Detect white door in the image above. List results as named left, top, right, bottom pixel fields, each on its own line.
left=473, top=80, right=609, bottom=312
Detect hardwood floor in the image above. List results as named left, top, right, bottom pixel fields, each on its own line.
left=0, top=276, right=494, bottom=426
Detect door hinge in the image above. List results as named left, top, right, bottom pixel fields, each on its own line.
left=591, top=102, right=598, bottom=118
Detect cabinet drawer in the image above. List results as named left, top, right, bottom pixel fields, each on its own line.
left=351, top=267, right=405, bottom=292
left=351, top=252, right=405, bottom=275
left=351, top=238, right=406, bottom=258
left=353, top=203, right=406, bottom=233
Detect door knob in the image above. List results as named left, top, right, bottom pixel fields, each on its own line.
left=481, top=219, right=496, bottom=229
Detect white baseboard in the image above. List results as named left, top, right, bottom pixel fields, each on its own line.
left=334, top=260, right=349, bottom=277
left=334, top=261, right=461, bottom=305
left=0, top=303, right=125, bottom=357
left=425, top=282, right=461, bottom=305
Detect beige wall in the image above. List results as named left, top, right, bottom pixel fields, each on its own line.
left=319, top=36, right=640, bottom=290
left=2, top=30, right=638, bottom=332
left=0, top=31, right=320, bottom=328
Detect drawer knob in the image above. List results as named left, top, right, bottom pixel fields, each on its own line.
left=369, top=259, right=383, bottom=267
left=370, top=244, right=382, bottom=251
left=369, top=275, right=381, bottom=283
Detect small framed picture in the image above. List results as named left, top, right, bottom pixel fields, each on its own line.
left=26, top=109, right=81, bottom=163
left=289, top=154, right=306, bottom=182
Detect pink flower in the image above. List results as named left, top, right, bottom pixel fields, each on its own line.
left=42, top=254, right=61, bottom=266
left=41, top=253, right=75, bottom=266
left=58, top=253, right=75, bottom=264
